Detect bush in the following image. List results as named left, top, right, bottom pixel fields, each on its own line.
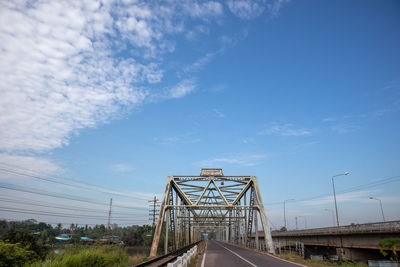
left=1, top=229, right=48, bottom=260
left=379, top=238, right=400, bottom=262
left=0, top=241, right=39, bottom=266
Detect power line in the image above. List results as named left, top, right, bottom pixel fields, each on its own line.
left=263, top=175, right=400, bottom=206
left=0, top=207, right=148, bottom=222
left=0, top=165, right=149, bottom=200
left=0, top=197, right=144, bottom=216
left=0, top=183, right=147, bottom=211
left=2, top=219, right=146, bottom=227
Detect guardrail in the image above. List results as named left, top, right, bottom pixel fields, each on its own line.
left=271, top=220, right=400, bottom=237
left=134, top=241, right=201, bottom=267
left=167, top=245, right=197, bottom=267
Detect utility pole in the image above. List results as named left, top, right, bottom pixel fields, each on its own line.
left=295, top=216, right=298, bottom=230
left=369, top=197, right=386, bottom=222
left=107, top=198, right=112, bottom=230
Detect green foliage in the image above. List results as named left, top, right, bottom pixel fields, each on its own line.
left=1, top=228, right=49, bottom=260
left=379, top=238, right=400, bottom=262
left=30, top=245, right=131, bottom=267
left=0, top=241, right=39, bottom=266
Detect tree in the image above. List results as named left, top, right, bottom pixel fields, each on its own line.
left=1, top=229, right=48, bottom=260
left=379, top=238, right=400, bottom=263
left=0, top=241, right=39, bottom=267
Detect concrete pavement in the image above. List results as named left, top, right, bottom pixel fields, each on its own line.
left=201, top=240, right=304, bottom=267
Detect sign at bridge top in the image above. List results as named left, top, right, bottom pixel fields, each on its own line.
left=200, top=168, right=223, bottom=176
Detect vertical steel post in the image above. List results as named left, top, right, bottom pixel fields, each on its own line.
left=255, top=210, right=259, bottom=250
left=150, top=177, right=172, bottom=257
left=165, top=209, right=169, bottom=254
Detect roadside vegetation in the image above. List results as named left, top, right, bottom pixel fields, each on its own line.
left=279, top=252, right=369, bottom=267
left=379, top=238, right=400, bottom=264
left=0, top=219, right=154, bottom=266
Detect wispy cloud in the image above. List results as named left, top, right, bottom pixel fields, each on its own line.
left=111, top=163, right=133, bottom=173
left=213, top=109, right=225, bottom=118
left=331, top=123, right=360, bottom=134
left=301, top=190, right=379, bottom=206
left=259, top=123, right=312, bottom=137
left=183, top=53, right=216, bottom=73
left=184, top=1, right=224, bottom=19
left=194, top=153, right=268, bottom=167
left=226, top=0, right=265, bottom=20
left=167, top=79, right=197, bottom=99
left=0, top=154, right=61, bottom=179
left=154, top=132, right=200, bottom=145
left=268, top=0, right=290, bottom=18
left=227, top=0, right=289, bottom=20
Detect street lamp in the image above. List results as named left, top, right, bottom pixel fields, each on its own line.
left=332, top=172, right=349, bottom=228
left=324, top=208, right=335, bottom=227
left=299, top=216, right=307, bottom=229
left=369, top=197, right=386, bottom=222
left=283, top=198, right=295, bottom=230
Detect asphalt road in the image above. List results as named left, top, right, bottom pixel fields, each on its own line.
left=201, top=240, right=303, bottom=267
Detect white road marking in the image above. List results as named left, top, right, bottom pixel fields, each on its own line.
left=214, top=241, right=258, bottom=267
left=201, top=241, right=207, bottom=267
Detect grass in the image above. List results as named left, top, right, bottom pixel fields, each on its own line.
left=279, top=252, right=370, bottom=267
left=29, top=245, right=133, bottom=267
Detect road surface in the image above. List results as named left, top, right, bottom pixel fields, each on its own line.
left=201, top=240, right=303, bottom=267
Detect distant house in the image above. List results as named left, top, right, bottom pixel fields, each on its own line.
left=99, top=235, right=122, bottom=244
left=55, top=234, right=72, bottom=242
left=80, top=236, right=95, bottom=244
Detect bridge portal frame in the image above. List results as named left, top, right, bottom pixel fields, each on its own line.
left=149, top=169, right=274, bottom=257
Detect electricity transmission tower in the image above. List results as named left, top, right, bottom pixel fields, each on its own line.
left=148, top=196, right=160, bottom=227
left=149, top=168, right=274, bottom=257
left=107, top=198, right=112, bottom=230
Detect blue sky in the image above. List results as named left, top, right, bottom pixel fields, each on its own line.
left=0, top=0, right=399, bottom=229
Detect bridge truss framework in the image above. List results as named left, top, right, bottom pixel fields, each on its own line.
left=150, top=169, right=274, bottom=256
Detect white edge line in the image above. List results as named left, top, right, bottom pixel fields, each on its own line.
left=218, top=241, right=307, bottom=267
left=201, top=241, right=207, bottom=267
left=267, top=253, right=308, bottom=267
left=215, top=241, right=258, bottom=267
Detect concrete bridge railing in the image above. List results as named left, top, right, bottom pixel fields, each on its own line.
left=272, top=220, right=400, bottom=237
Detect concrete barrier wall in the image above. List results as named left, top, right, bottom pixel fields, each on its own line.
left=167, top=245, right=198, bottom=267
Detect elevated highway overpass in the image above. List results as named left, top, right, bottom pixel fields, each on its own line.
left=271, top=220, right=400, bottom=262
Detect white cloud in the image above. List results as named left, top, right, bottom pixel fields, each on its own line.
left=213, top=109, right=225, bottom=118
left=111, top=163, right=133, bottom=173
left=227, top=0, right=265, bottom=20
left=167, top=79, right=197, bottom=99
left=259, top=123, right=312, bottom=137
left=183, top=52, right=216, bottom=73
left=301, top=190, right=379, bottom=206
left=0, top=1, right=230, bottom=155
left=267, top=0, right=290, bottom=18
left=331, top=123, right=360, bottom=134
left=227, top=0, right=289, bottom=20
left=154, top=132, right=200, bottom=145
left=194, top=153, right=267, bottom=167
left=0, top=154, right=61, bottom=179
left=185, top=1, right=224, bottom=18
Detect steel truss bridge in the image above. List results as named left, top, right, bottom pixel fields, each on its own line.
left=150, top=168, right=274, bottom=257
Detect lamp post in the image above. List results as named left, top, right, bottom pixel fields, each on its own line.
left=369, top=197, right=386, bottom=222
left=324, top=208, right=335, bottom=227
left=332, top=172, right=349, bottom=228
left=283, top=198, right=294, bottom=230
left=299, top=216, right=307, bottom=229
